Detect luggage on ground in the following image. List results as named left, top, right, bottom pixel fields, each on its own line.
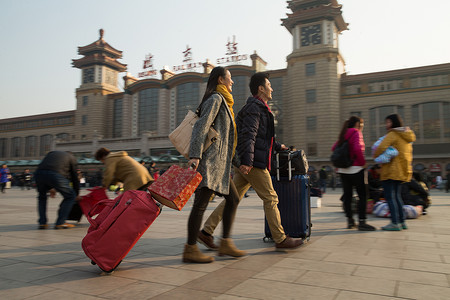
left=67, top=187, right=109, bottom=222
left=270, top=150, right=308, bottom=181
left=82, top=190, right=161, bottom=272
left=265, top=174, right=312, bottom=240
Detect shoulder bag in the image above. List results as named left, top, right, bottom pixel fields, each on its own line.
left=169, top=105, right=219, bottom=159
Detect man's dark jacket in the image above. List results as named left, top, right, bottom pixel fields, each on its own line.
left=37, top=151, right=80, bottom=195
left=236, top=96, right=281, bottom=169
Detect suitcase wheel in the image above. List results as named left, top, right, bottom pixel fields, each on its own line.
left=91, top=260, right=96, bottom=265
left=100, top=260, right=123, bottom=273
left=263, top=237, right=273, bottom=243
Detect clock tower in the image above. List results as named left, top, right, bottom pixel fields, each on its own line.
left=282, top=0, right=348, bottom=162
left=72, top=29, right=127, bottom=140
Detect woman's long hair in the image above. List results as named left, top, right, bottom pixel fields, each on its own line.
left=337, top=116, right=363, bottom=145
left=385, top=114, right=404, bottom=129
left=201, top=66, right=227, bottom=103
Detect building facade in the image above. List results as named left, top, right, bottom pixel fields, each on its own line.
left=1, top=0, right=449, bottom=178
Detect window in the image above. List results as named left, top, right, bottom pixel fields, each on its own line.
left=444, top=102, right=450, bottom=138
left=368, top=105, right=404, bottom=142
left=231, top=76, right=248, bottom=112
left=176, top=82, right=199, bottom=125
left=306, top=116, right=317, bottom=130
left=422, top=102, right=440, bottom=139
left=83, top=68, right=94, bottom=84
left=55, top=133, right=69, bottom=142
left=270, top=77, right=284, bottom=137
left=40, top=134, right=52, bottom=155
left=25, top=136, right=37, bottom=156
left=139, top=89, right=159, bottom=135
left=345, top=85, right=361, bottom=95
left=11, top=137, right=21, bottom=157
left=82, top=96, right=88, bottom=106
left=82, top=115, right=87, bottom=125
left=113, top=98, right=123, bottom=138
left=306, top=89, right=316, bottom=103
left=307, top=143, right=317, bottom=156
left=305, top=63, right=315, bottom=76
left=412, top=101, right=450, bottom=141
left=0, top=138, right=7, bottom=158
left=42, top=119, right=53, bottom=126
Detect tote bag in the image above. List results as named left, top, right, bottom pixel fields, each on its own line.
left=169, top=110, right=219, bottom=159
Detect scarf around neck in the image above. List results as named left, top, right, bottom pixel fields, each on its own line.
left=216, top=84, right=237, bottom=156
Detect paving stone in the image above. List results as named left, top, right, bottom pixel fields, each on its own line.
left=402, top=259, right=450, bottom=274
left=397, top=281, right=450, bottom=300
left=226, top=278, right=338, bottom=300
left=335, top=290, right=403, bottom=300
left=354, top=265, right=449, bottom=287
left=295, top=270, right=396, bottom=296
left=274, top=257, right=356, bottom=275
left=181, top=267, right=256, bottom=294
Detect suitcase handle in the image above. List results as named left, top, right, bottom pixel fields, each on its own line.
left=86, top=199, right=115, bottom=228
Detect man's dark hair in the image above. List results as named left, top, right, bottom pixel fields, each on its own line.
left=249, top=72, right=270, bottom=96
left=95, top=147, right=110, bottom=161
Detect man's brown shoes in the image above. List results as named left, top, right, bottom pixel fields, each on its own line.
left=275, top=236, right=304, bottom=249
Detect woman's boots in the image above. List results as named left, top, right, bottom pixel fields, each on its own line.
left=182, top=244, right=214, bottom=263
left=183, top=238, right=246, bottom=263
left=218, top=238, right=247, bottom=257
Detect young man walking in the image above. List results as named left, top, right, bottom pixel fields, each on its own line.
left=198, top=72, right=303, bottom=250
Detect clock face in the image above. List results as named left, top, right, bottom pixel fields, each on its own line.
left=301, top=24, right=322, bottom=47
left=83, top=68, right=95, bottom=84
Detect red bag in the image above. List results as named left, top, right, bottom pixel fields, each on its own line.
left=82, top=190, right=161, bottom=272
left=148, top=165, right=202, bottom=210
left=80, top=187, right=109, bottom=216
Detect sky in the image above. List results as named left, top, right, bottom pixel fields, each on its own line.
left=1, top=0, right=449, bottom=119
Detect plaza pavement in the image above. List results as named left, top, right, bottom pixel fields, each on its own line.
left=0, top=187, right=449, bottom=300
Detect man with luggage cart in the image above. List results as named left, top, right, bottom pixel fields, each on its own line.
left=198, top=72, right=304, bottom=250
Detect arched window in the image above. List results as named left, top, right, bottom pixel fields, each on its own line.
left=25, top=136, right=37, bottom=157
left=231, top=76, right=248, bottom=112
left=176, top=82, right=199, bottom=125
left=113, top=98, right=123, bottom=138
left=412, top=101, right=450, bottom=141
left=0, top=138, right=7, bottom=158
left=40, top=134, right=53, bottom=156
left=139, top=89, right=159, bottom=134
left=369, top=105, right=404, bottom=142
left=11, top=137, right=22, bottom=157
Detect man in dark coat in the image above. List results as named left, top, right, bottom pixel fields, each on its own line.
left=198, top=72, right=303, bottom=250
left=35, top=151, right=81, bottom=229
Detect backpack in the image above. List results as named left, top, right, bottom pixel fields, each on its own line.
left=330, top=131, right=356, bottom=168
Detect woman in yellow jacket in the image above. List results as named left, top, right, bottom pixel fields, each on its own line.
left=373, top=114, right=416, bottom=231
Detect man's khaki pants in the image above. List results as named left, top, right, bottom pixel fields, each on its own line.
left=203, top=166, right=286, bottom=244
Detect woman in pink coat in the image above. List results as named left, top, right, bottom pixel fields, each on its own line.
left=332, top=116, right=375, bottom=231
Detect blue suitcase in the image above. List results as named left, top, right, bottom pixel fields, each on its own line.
left=264, top=175, right=311, bottom=241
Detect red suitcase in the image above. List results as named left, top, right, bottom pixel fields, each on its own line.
left=67, top=187, right=109, bottom=222
left=80, top=187, right=109, bottom=215
left=82, top=190, right=161, bottom=272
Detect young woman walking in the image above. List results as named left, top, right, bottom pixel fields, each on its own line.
left=183, top=67, right=245, bottom=263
